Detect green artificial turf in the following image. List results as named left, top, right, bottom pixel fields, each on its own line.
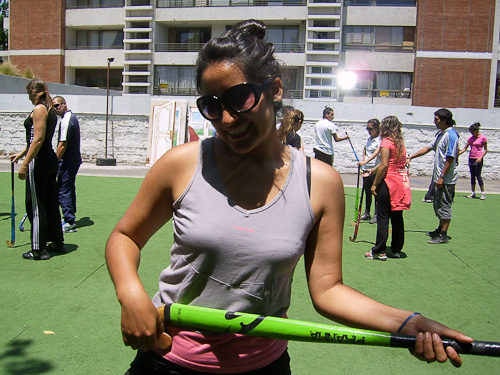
left=0, top=172, right=498, bottom=375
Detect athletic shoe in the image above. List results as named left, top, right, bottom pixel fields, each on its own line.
left=466, top=193, right=476, bottom=199
left=369, top=215, right=377, bottom=224
left=428, top=234, right=449, bottom=244
left=360, top=213, right=371, bottom=221
left=425, top=229, right=441, bottom=237
left=422, top=198, right=433, bottom=203
left=22, top=249, right=50, bottom=260
left=388, top=252, right=401, bottom=259
left=365, top=251, right=387, bottom=261
left=62, top=222, right=77, bottom=233
left=480, top=193, right=486, bottom=200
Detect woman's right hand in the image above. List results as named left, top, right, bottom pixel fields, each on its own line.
left=10, top=153, right=23, bottom=163
left=120, top=295, right=164, bottom=352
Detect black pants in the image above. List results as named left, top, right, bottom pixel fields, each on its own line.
left=372, top=181, right=404, bottom=254
left=313, top=149, right=333, bottom=166
left=125, top=350, right=291, bottom=375
left=469, top=159, right=484, bottom=187
left=362, top=174, right=376, bottom=215
left=26, top=157, right=64, bottom=251
left=58, top=161, right=81, bottom=224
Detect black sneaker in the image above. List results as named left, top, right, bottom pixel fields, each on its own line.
left=428, top=234, right=449, bottom=244
left=426, top=229, right=441, bottom=237
left=22, top=249, right=50, bottom=260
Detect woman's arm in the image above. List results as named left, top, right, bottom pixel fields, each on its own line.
left=305, top=158, right=472, bottom=367
left=370, top=147, right=389, bottom=196
left=18, top=105, right=47, bottom=180
left=458, top=143, right=469, bottom=155
left=359, top=145, right=381, bottom=167
left=106, top=142, right=199, bottom=352
left=477, top=141, right=488, bottom=162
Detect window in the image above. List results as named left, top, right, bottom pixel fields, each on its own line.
left=75, top=30, right=123, bottom=49
left=266, top=26, right=300, bottom=53
left=72, top=0, right=124, bottom=8
left=169, top=28, right=211, bottom=44
left=343, top=26, right=414, bottom=51
left=344, top=71, right=412, bottom=98
left=75, top=69, right=122, bottom=90
left=154, top=66, right=197, bottom=95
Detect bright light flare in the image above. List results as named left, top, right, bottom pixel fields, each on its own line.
left=338, top=71, right=358, bottom=90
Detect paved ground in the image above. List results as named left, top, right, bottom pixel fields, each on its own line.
left=1, top=159, right=499, bottom=193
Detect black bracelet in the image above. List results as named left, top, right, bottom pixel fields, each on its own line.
left=397, top=312, right=421, bottom=334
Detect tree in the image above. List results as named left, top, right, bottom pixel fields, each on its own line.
left=0, top=0, right=8, bottom=53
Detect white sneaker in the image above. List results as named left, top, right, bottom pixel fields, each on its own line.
left=466, top=193, right=475, bottom=199
left=480, top=193, right=486, bottom=200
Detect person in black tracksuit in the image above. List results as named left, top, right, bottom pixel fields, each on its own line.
left=10, top=80, right=64, bottom=260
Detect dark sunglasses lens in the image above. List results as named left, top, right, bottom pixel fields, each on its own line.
left=224, top=84, right=256, bottom=113
left=54, top=104, right=60, bottom=108
left=197, top=96, right=221, bottom=120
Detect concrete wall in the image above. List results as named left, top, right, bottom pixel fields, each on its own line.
left=0, top=76, right=498, bottom=177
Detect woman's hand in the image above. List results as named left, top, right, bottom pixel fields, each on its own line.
left=18, top=164, right=28, bottom=180
left=370, top=184, right=377, bottom=196
left=120, top=295, right=164, bottom=352
left=401, top=314, right=473, bottom=367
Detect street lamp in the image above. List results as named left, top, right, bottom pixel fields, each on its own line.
left=96, top=57, right=116, bottom=166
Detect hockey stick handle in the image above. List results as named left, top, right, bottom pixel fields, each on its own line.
left=346, top=133, right=360, bottom=162
left=159, top=303, right=500, bottom=357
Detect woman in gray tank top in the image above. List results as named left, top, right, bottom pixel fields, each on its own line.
left=106, top=20, right=473, bottom=375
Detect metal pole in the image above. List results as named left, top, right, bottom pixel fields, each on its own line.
left=105, top=59, right=110, bottom=159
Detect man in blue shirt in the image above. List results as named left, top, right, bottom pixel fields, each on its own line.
left=408, top=108, right=459, bottom=244
left=53, top=96, right=82, bottom=233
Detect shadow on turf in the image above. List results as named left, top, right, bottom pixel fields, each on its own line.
left=0, top=339, right=54, bottom=374
left=75, top=216, right=94, bottom=229
left=48, top=243, right=79, bottom=257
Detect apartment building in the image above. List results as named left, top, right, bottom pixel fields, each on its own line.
left=3, top=0, right=500, bottom=109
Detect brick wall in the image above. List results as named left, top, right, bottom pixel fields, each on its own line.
left=413, top=0, right=495, bottom=109
left=9, top=0, right=65, bottom=83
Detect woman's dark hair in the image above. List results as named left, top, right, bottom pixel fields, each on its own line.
left=277, top=108, right=303, bottom=144
left=380, top=116, right=405, bottom=159
left=469, top=122, right=481, bottom=133
left=26, top=79, right=53, bottom=111
left=323, top=106, right=333, bottom=118
left=196, top=19, right=281, bottom=93
left=367, top=118, right=380, bottom=135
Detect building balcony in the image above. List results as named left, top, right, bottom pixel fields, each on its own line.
left=66, top=8, right=125, bottom=27
left=155, top=0, right=306, bottom=8
left=154, top=42, right=305, bottom=53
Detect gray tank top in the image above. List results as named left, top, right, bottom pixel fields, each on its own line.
left=153, top=138, right=315, bottom=317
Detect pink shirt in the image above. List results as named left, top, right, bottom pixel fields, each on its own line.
left=156, top=325, right=287, bottom=373
left=467, top=134, right=487, bottom=159
left=381, top=138, right=411, bottom=211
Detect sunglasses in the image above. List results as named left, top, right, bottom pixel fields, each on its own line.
left=293, top=117, right=303, bottom=122
left=197, top=79, right=273, bottom=121
left=366, top=127, right=374, bottom=131
left=54, top=103, right=63, bottom=109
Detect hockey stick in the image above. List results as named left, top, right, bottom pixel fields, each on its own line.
left=352, top=165, right=361, bottom=222
left=19, top=213, right=28, bottom=232
left=156, top=304, right=500, bottom=356
left=6, top=162, right=15, bottom=247
left=346, top=133, right=360, bottom=162
left=349, top=179, right=365, bottom=242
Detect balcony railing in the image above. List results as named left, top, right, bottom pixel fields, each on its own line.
left=155, top=43, right=204, bottom=52
left=155, top=42, right=304, bottom=53
left=344, top=0, right=416, bottom=6
left=344, top=88, right=412, bottom=99
left=66, top=45, right=124, bottom=50
left=153, top=86, right=304, bottom=97
left=156, top=0, right=306, bottom=8
left=343, top=43, right=414, bottom=52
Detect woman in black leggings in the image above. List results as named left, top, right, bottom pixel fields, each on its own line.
left=459, top=122, right=488, bottom=200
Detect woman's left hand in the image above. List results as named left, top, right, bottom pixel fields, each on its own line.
left=18, top=164, right=28, bottom=180
left=401, top=314, right=473, bottom=367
